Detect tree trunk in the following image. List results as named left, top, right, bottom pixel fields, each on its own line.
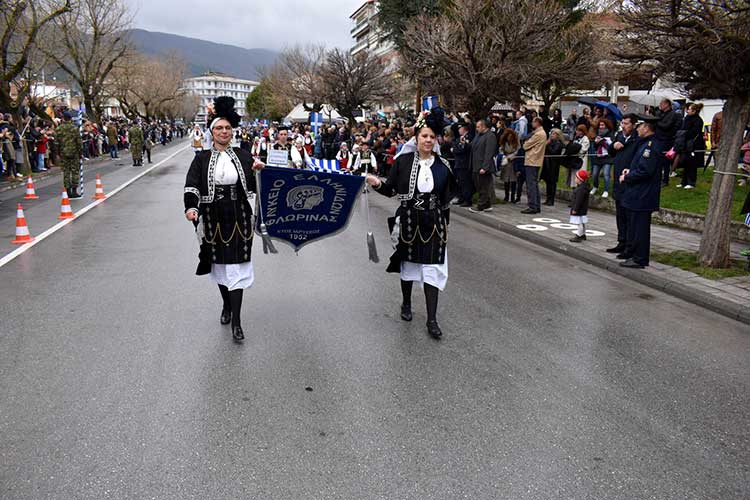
left=698, top=96, right=750, bottom=267
left=84, top=94, right=100, bottom=124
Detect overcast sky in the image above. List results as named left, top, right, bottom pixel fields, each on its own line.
left=124, top=0, right=362, bottom=50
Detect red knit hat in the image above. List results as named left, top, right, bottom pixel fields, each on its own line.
left=576, top=170, right=589, bottom=182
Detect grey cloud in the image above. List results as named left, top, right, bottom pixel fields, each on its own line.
left=125, top=0, right=360, bottom=50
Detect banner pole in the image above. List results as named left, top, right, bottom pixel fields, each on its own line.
left=254, top=165, right=278, bottom=255
left=364, top=162, right=379, bottom=263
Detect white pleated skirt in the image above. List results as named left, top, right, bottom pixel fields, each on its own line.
left=400, top=252, right=448, bottom=291
left=210, top=262, right=255, bottom=291
left=569, top=215, right=589, bottom=224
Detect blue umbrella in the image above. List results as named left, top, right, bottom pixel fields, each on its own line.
left=592, top=101, right=623, bottom=121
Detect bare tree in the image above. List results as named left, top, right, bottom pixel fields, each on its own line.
left=43, top=0, right=133, bottom=124
left=162, top=91, right=200, bottom=121
left=319, top=49, right=393, bottom=124
left=0, top=1, right=71, bottom=174
left=526, top=17, right=608, bottom=109
left=109, top=52, right=188, bottom=119
left=263, top=44, right=327, bottom=113
left=401, top=0, right=589, bottom=118
left=617, top=0, right=750, bottom=268
left=0, top=0, right=72, bottom=111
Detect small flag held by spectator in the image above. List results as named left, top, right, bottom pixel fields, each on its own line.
left=310, top=112, right=323, bottom=135
left=422, top=96, right=439, bottom=111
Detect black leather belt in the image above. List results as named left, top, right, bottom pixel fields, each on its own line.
left=215, top=185, right=238, bottom=201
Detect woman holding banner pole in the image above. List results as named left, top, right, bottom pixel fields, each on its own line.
left=366, top=108, right=456, bottom=340
left=184, top=96, right=265, bottom=342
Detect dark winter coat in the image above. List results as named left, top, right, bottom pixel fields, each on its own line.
left=570, top=181, right=590, bottom=216
left=621, top=136, right=663, bottom=212
left=609, top=130, right=640, bottom=201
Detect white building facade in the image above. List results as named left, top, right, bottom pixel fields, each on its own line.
left=183, top=72, right=259, bottom=124
left=350, top=0, right=397, bottom=60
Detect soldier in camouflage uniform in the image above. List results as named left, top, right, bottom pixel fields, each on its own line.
left=56, top=111, right=83, bottom=199
left=128, top=121, right=144, bottom=166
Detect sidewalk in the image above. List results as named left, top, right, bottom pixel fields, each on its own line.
left=452, top=192, right=750, bottom=324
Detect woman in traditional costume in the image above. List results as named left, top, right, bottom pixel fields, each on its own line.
left=184, top=96, right=265, bottom=342
left=366, top=108, right=456, bottom=339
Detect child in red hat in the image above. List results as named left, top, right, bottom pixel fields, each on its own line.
left=570, top=169, right=590, bottom=243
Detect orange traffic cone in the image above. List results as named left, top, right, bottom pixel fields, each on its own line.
left=58, top=189, right=75, bottom=219
left=23, top=176, right=39, bottom=200
left=11, top=203, right=34, bottom=244
left=93, top=174, right=106, bottom=200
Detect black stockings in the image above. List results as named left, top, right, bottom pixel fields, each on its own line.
left=424, top=284, right=439, bottom=323
left=218, top=285, right=230, bottom=311
left=401, top=279, right=439, bottom=323
left=229, top=290, right=243, bottom=328
left=219, top=285, right=243, bottom=327
left=401, top=279, right=413, bottom=307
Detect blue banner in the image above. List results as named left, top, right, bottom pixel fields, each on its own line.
left=257, top=167, right=365, bottom=251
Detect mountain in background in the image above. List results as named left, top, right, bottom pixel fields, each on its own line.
left=127, top=29, right=279, bottom=81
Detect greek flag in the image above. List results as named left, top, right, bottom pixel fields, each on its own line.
left=422, top=96, right=439, bottom=111
left=311, top=158, right=351, bottom=175
left=310, top=112, right=323, bottom=135
left=745, top=212, right=750, bottom=227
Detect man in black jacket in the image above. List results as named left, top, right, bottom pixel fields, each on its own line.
left=452, top=123, right=473, bottom=207
left=469, top=119, right=498, bottom=213
left=607, top=113, right=640, bottom=255
left=619, top=116, right=663, bottom=269
left=655, top=98, right=681, bottom=187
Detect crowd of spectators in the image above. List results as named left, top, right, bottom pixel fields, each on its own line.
left=0, top=106, right=187, bottom=182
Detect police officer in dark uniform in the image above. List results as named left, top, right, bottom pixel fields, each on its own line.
left=606, top=113, right=640, bottom=255
left=619, top=115, right=663, bottom=269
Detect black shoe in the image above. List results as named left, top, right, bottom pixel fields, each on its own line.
left=468, top=206, right=484, bottom=213
left=569, top=234, right=586, bottom=243
left=68, top=188, right=82, bottom=199
left=232, top=325, right=244, bottom=341
left=620, top=259, right=644, bottom=269
left=520, top=208, right=539, bottom=214
left=543, top=200, right=554, bottom=206
left=220, top=309, right=231, bottom=325
left=400, top=304, right=413, bottom=322
left=616, top=253, right=631, bottom=260
left=606, top=244, right=626, bottom=253
left=426, top=320, right=442, bottom=339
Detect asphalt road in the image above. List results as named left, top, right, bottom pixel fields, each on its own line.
left=0, top=146, right=748, bottom=500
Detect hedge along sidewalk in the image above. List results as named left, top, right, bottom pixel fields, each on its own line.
left=451, top=195, right=750, bottom=325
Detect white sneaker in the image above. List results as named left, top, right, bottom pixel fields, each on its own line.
left=670, top=171, right=678, bottom=177
left=684, top=185, right=694, bottom=189
left=602, top=191, right=609, bottom=198
left=676, top=184, right=683, bottom=188
left=589, top=187, right=597, bottom=195
left=15, top=173, right=23, bottom=178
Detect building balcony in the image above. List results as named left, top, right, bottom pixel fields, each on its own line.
left=351, top=38, right=370, bottom=56
left=351, top=18, right=371, bottom=37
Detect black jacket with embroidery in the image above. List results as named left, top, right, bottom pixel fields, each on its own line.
left=373, top=151, right=456, bottom=270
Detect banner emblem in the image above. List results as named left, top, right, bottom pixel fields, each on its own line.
left=257, top=167, right=365, bottom=251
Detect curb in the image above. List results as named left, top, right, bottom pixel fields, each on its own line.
left=452, top=207, right=750, bottom=325
left=0, top=168, right=59, bottom=194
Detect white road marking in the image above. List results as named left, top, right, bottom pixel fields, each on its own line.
left=0, top=146, right=188, bottom=269
left=516, top=224, right=548, bottom=231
